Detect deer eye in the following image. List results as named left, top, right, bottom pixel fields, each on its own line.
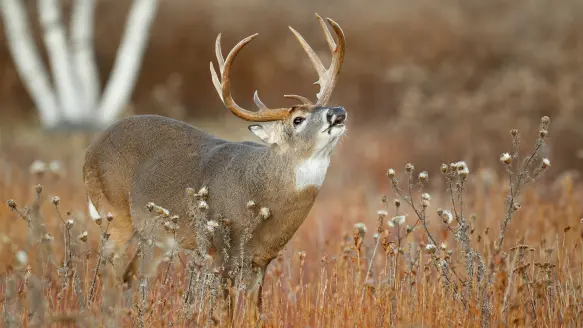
left=293, top=116, right=305, bottom=127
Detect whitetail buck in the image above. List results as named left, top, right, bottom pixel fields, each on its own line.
left=83, top=14, right=346, bottom=315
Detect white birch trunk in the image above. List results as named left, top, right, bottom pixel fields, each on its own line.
left=0, top=0, right=60, bottom=127
left=70, top=0, right=99, bottom=117
left=98, top=0, right=159, bottom=125
left=38, top=0, right=83, bottom=122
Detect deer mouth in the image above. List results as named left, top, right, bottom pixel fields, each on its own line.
left=323, top=122, right=345, bottom=135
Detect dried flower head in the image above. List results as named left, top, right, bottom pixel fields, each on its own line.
left=440, top=242, right=447, bottom=251
left=198, top=186, right=209, bottom=197
left=65, top=219, right=74, bottom=228
left=146, top=202, right=155, bottom=211
left=438, top=209, right=453, bottom=225
left=388, top=215, right=406, bottom=228
left=513, top=202, right=521, bottom=211
left=107, top=212, right=114, bottom=222
left=418, top=171, right=428, bottom=183
left=539, top=129, right=548, bottom=138
left=387, top=168, right=395, bottom=178
left=425, top=244, right=437, bottom=254
left=259, top=207, right=271, bottom=220
left=422, top=193, right=431, bottom=201
left=15, top=250, right=28, bottom=265
left=206, top=220, right=219, bottom=233
left=7, top=199, right=16, bottom=210
left=440, top=163, right=448, bottom=174
left=354, top=222, right=367, bottom=235
left=93, top=216, right=103, bottom=226
left=405, top=163, right=415, bottom=173
left=377, top=210, right=388, bottom=217
left=500, top=153, right=512, bottom=165
left=541, top=158, right=551, bottom=169
left=42, top=233, right=54, bottom=242
left=29, top=160, right=47, bottom=175
left=394, top=199, right=401, bottom=208
left=197, top=201, right=209, bottom=211
left=78, top=231, right=88, bottom=242
left=246, top=200, right=257, bottom=209
left=458, top=167, right=470, bottom=179
left=51, top=196, right=60, bottom=206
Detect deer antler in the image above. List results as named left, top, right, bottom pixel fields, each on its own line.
left=210, top=14, right=346, bottom=121
left=288, top=14, right=346, bottom=106
left=210, top=34, right=291, bottom=122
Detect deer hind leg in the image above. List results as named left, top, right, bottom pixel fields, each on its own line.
left=122, top=234, right=171, bottom=285
left=88, top=196, right=135, bottom=285
left=246, top=264, right=267, bottom=324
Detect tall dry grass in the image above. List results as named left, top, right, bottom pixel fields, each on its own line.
left=0, top=115, right=582, bottom=327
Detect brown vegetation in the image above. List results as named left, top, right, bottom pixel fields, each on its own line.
left=0, top=0, right=582, bottom=326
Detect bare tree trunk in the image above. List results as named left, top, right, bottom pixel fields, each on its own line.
left=98, top=0, right=159, bottom=125
left=0, top=0, right=61, bottom=128
left=0, top=0, right=159, bottom=130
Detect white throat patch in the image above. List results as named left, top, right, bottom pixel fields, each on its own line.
left=295, top=157, right=330, bottom=191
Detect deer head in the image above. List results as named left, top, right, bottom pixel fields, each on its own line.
left=210, top=14, right=347, bottom=164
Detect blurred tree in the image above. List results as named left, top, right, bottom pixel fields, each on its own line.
left=0, top=0, right=158, bottom=130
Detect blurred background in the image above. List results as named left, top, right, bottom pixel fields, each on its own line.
left=0, top=0, right=582, bottom=238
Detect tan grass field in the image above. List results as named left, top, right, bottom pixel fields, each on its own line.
left=1, top=0, right=583, bottom=327
left=1, top=116, right=582, bottom=327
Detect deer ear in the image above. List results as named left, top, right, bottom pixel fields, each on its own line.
left=248, top=124, right=275, bottom=144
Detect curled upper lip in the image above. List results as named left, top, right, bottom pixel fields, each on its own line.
left=323, top=122, right=345, bottom=133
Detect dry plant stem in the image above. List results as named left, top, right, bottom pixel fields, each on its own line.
left=88, top=220, right=111, bottom=305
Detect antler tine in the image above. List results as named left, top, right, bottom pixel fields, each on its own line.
left=289, top=14, right=346, bottom=107
left=315, top=14, right=336, bottom=52
left=253, top=90, right=268, bottom=110
left=210, top=33, right=291, bottom=122
left=284, top=94, right=313, bottom=105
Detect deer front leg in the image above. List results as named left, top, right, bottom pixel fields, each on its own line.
left=247, top=263, right=267, bottom=324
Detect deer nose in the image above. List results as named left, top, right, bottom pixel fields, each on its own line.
left=326, top=107, right=347, bottom=125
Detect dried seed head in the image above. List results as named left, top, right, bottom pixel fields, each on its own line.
left=42, top=233, right=54, bottom=242
left=197, top=201, right=209, bottom=211
left=259, top=207, right=271, bottom=220
left=78, top=231, right=88, bottom=242
left=65, top=219, right=74, bottom=228
left=541, top=116, right=550, bottom=125
left=440, top=163, right=448, bottom=174
left=15, top=250, right=28, bottom=265
left=388, top=215, right=406, bottom=228
left=354, top=222, right=367, bottom=235
left=418, top=171, right=428, bottom=183
left=164, top=221, right=180, bottom=232
left=539, top=129, right=548, bottom=138
left=171, top=215, right=179, bottom=223
left=387, top=168, right=395, bottom=178
left=107, top=212, right=114, bottom=222
left=541, top=158, right=551, bottom=169
left=425, top=244, right=437, bottom=254
left=52, top=196, right=60, bottom=206
left=455, top=161, right=468, bottom=171
left=198, top=186, right=209, bottom=198
left=246, top=200, right=257, bottom=209
left=377, top=210, right=388, bottom=217
left=405, top=163, right=415, bottom=173
left=7, top=199, right=16, bottom=210
left=35, top=184, right=43, bottom=194
left=93, top=216, right=103, bottom=226
left=500, top=153, right=512, bottom=165
left=422, top=193, right=431, bottom=201
left=458, top=167, right=470, bottom=179
left=394, top=199, right=401, bottom=208
left=29, top=160, right=47, bottom=176
left=510, top=129, right=518, bottom=137
left=513, top=202, right=521, bottom=211
left=146, top=202, right=155, bottom=211
left=440, top=242, right=447, bottom=251
left=439, top=210, right=453, bottom=225
left=206, top=220, right=219, bottom=233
